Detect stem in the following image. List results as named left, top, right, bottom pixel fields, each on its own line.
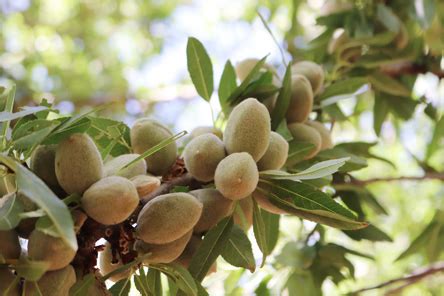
left=350, top=261, right=444, bottom=295
left=140, top=173, right=202, bottom=205
left=334, top=172, right=444, bottom=188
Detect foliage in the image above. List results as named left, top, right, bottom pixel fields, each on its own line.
left=0, top=0, right=443, bottom=295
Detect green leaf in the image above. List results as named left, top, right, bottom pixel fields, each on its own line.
left=262, top=158, right=349, bottom=181
left=109, top=278, right=131, bottom=296
left=224, top=269, right=244, bottom=295
left=147, top=268, right=162, bottom=296
left=153, top=263, right=197, bottom=296
left=257, top=179, right=368, bottom=230
left=0, top=85, right=16, bottom=150
left=43, top=117, right=91, bottom=145
left=360, top=190, right=388, bottom=216
left=239, top=84, right=279, bottom=102
left=275, top=242, right=316, bottom=268
left=426, top=116, right=444, bottom=160
left=0, top=193, right=24, bottom=230
left=134, top=267, right=149, bottom=296
left=15, top=257, right=50, bottom=281
left=221, top=224, right=256, bottom=271
left=373, top=94, right=389, bottom=136
left=270, top=64, right=292, bottom=130
left=275, top=120, right=293, bottom=141
left=311, top=148, right=368, bottom=172
left=376, top=4, right=401, bottom=32
left=368, top=73, right=410, bottom=97
left=343, top=224, right=392, bottom=242
left=285, top=142, right=316, bottom=166
left=396, top=214, right=441, bottom=261
left=35, top=215, right=59, bottom=237
left=87, top=117, right=131, bottom=157
left=218, top=60, right=237, bottom=114
left=102, top=253, right=151, bottom=282
left=0, top=156, right=78, bottom=251
left=285, top=270, right=320, bottom=296
left=338, top=188, right=389, bottom=217
left=226, top=55, right=268, bottom=105
left=186, top=37, right=214, bottom=101
left=317, top=78, right=369, bottom=107
left=252, top=199, right=269, bottom=267
left=0, top=106, right=49, bottom=123
left=171, top=185, right=190, bottom=193
left=0, top=172, right=16, bottom=196
left=334, top=141, right=394, bottom=168
left=254, top=275, right=272, bottom=296
left=416, top=0, right=436, bottom=29
left=119, top=130, right=187, bottom=172
left=323, top=104, right=347, bottom=121
left=69, top=274, right=96, bottom=296
left=188, top=216, right=233, bottom=282
left=385, top=95, right=418, bottom=120
left=13, top=120, right=60, bottom=151
left=262, top=210, right=280, bottom=254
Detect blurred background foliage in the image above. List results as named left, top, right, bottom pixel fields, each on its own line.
left=1, top=0, right=444, bottom=295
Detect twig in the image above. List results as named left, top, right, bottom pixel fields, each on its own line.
left=350, top=261, right=444, bottom=295
left=348, top=172, right=444, bottom=186
left=333, top=173, right=444, bottom=190
left=140, top=173, right=202, bottom=205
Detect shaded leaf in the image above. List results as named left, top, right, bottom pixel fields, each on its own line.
left=343, top=224, right=392, bottom=242
left=0, top=85, right=16, bottom=150
left=262, top=210, right=280, bottom=254
left=154, top=263, right=198, bottom=296
left=396, top=212, right=442, bottom=261
left=373, top=93, right=389, bottom=136
left=426, top=116, right=444, bottom=160
left=226, top=55, right=268, bottom=105
left=368, top=73, right=410, bottom=97
left=270, top=64, right=292, bottom=130
left=376, top=4, right=401, bottom=32
left=252, top=198, right=269, bottom=267
left=188, top=216, right=233, bottom=282
left=221, top=224, right=255, bottom=271
left=0, top=156, right=77, bottom=251
left=318, top=78, right=369, bottom=107
left=69, top=274, right=96, bottom=296
left=109, top=278, right=131, bottom=296
left=15, top=257, right=50, bottom=281
left=285, top=142, right=316, bottom=166
left=0, top=193, right=24, bottom=230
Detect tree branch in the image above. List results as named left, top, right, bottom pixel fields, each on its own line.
left=350, top=261, right=444, bottom=295
left=140, top=173, right=202, bottom=205
left=334, top=172, right=444, bottom=189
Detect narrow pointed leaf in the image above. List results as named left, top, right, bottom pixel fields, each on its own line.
left=271, top=64, right=292, bottom=130
left=261, top=157, right=349, bottom=181
left=188, top=216, right=233, bottom=282
left=0, top=193, right=24, bottom=230
left=0, top=155, right=78, bottom=251
left=226, top=55, right=268, bottom=104
left=187, top=37, right=214, bottom=101
left=258, top=179, right=368, bottom=230
left=252, top=199, right=269, bottom=267
left=109, top=278, right=131, bottom=296
left=221, top=225, right=256, bottom=271
left=218, top=60, right=237, bottom=114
